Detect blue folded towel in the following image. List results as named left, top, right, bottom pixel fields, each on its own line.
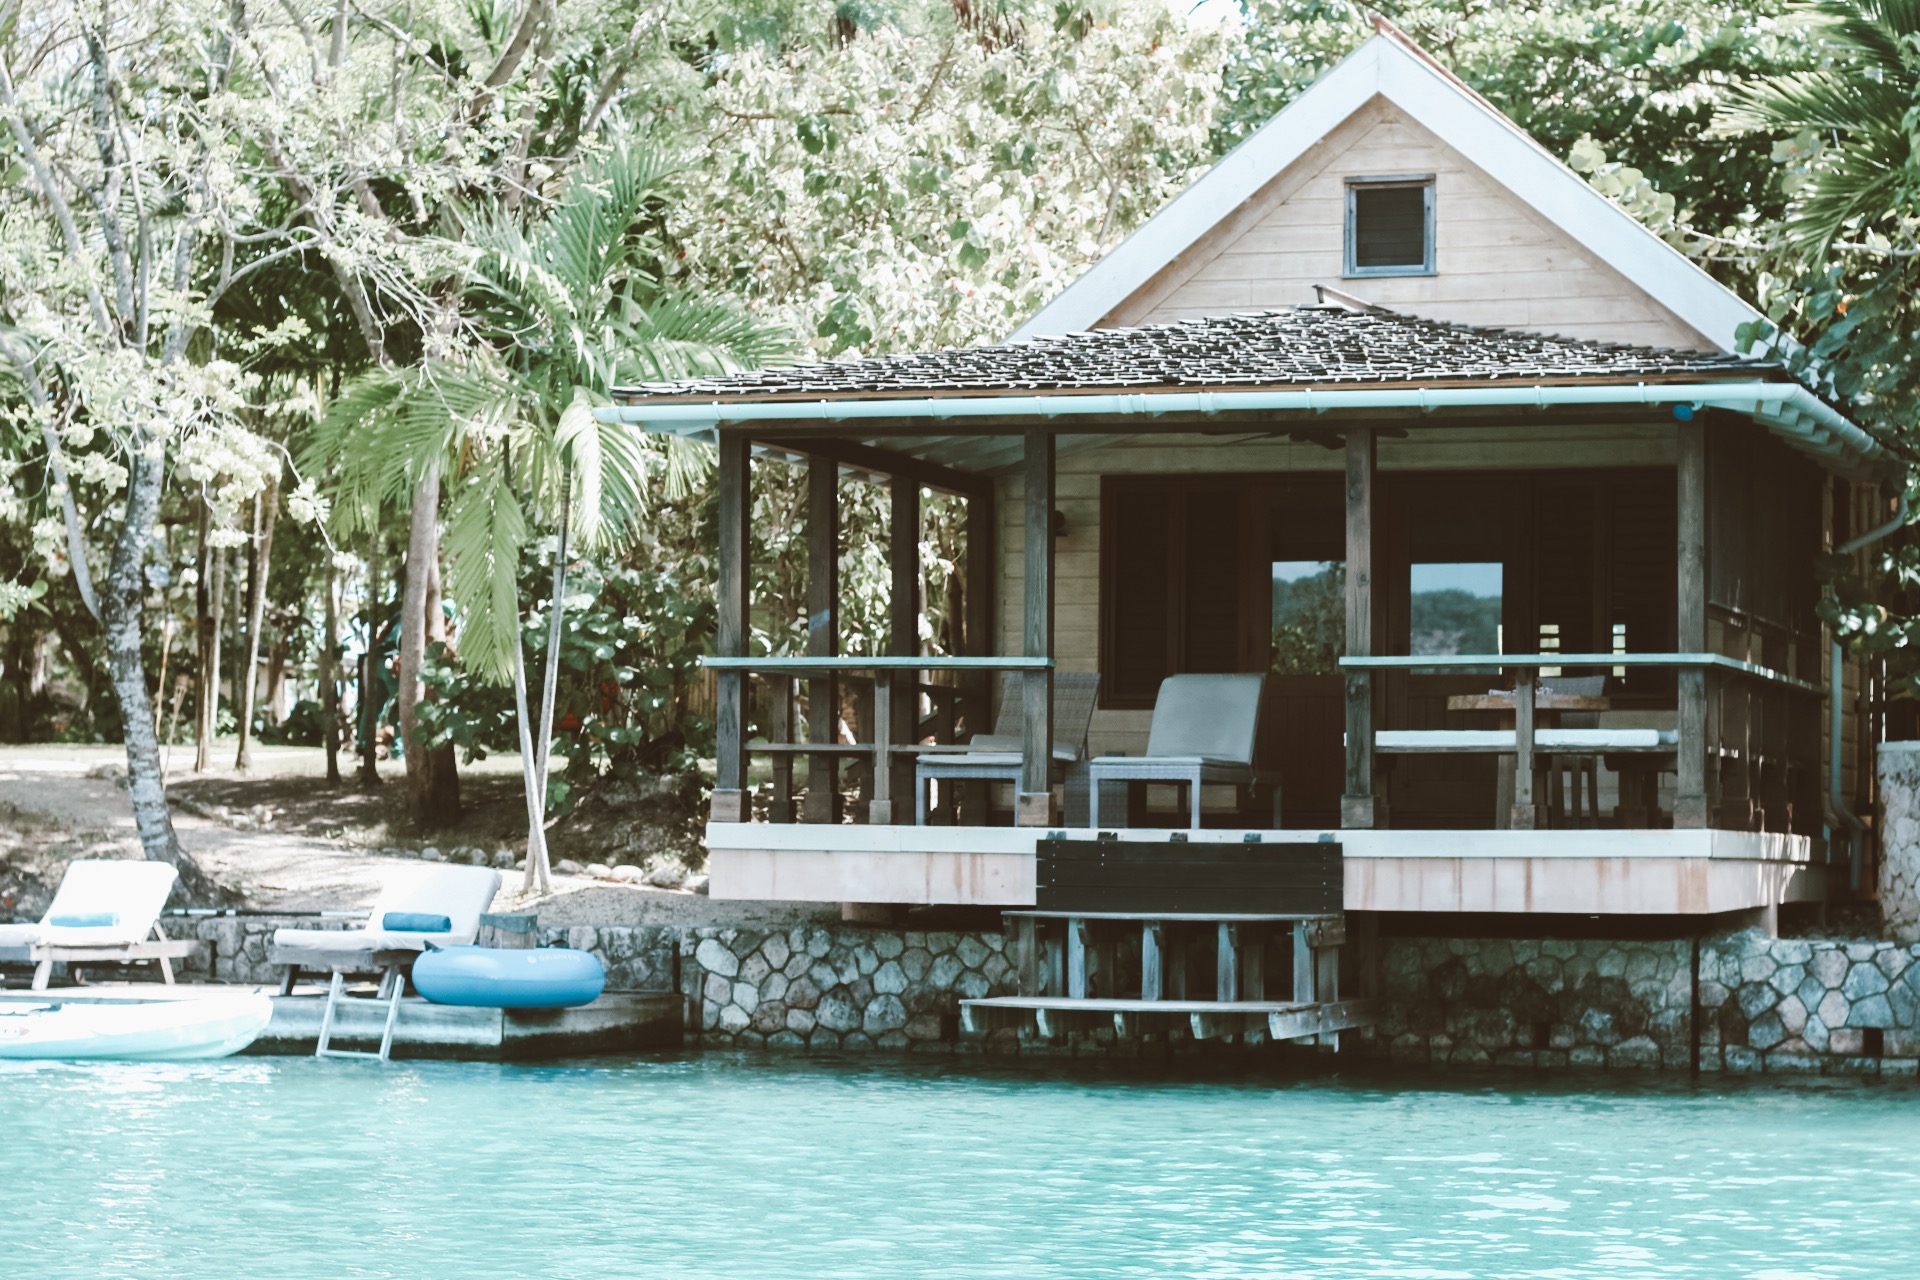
left=382, top=912, right=452, bottom=933
left=48, top=912, right=119, bottom=929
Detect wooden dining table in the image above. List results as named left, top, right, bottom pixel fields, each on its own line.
left=1445, top=687, right=1613, bottom=828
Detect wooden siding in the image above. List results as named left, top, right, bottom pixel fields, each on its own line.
left=1103, top=97, right=1715, bottom=351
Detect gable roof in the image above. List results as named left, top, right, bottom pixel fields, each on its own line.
left=1010, top=22, right=1764, bottom=352
left=614, top=307, right=1777, bottom=404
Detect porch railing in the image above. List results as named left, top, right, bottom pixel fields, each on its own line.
left=1336, top=652, right=1823, bottom=836
left=702, top=656, right=1053, bottom=824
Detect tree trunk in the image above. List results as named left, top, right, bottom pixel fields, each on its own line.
left=513, top=640, right=549, bottom=894
left=359, top=532, right=381, bottom=787
left=322, top=555, right=341, bottom=784
left=193, top=501, right=212, bottom=770
left=418, top=547, right=462, bottom=814
left=399, top=458, right=460, bottom=826
left=196, top=510, right=226, bottom=772
left=234, top=479, right=277, bottom=770
left=522, top=490, right=570, bottom=894
left=104, top=448, right=224, bottom=905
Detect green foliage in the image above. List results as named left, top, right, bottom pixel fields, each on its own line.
left=419, top=551, right=716, bottom=813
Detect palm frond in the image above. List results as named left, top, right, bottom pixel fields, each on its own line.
left=444, top=463, right=528, bottom=686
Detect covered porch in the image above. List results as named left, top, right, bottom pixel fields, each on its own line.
left=600, top=309, right=1900, bottom=918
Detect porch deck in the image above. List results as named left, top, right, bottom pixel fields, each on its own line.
left=705, top=822, right=1820, bottom=915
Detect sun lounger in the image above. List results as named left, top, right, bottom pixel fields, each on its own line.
left=915, top=673, right=1100, bottom=824
left=1086, top=674, right=1275, bottom=829
left=270, top=863, right=501, bottom=1062
left=0, top=860, right=191, bottom=991
left=270, top=863, right=501, bottom=982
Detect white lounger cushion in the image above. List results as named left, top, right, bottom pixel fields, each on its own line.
left=16, top=860, right=180, bottom=948
left=1375, top=728, right=1679, bottom=754
left=273, top=864, right=501, bottom=955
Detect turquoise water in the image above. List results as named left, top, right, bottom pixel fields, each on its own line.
left=3, top=1055, right=1916, bottom=1279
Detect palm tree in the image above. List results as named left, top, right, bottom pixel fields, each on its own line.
left=310, top=140, right=795, bottom=891
left=1721, top=0, right=1920, bottom=255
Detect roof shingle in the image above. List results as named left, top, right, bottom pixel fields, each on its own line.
left=612, top=306, right=1780, bottom=405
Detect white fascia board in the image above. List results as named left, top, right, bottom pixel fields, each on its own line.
left=1010, top=40, right=1386, bottom=341
left=1011, top=36, right=1766, bottom=355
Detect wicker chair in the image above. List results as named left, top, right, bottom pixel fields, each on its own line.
left=913, top=672, right=1100, bottom=825
left=1086, top=673, right=1276, bottom=829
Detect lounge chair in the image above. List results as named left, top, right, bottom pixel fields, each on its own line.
left=270, top=863, right=501, bottom=990
left=1086, top=673, right=1275, bottom=829
left=0, top=860, right=192, bottom=991
left=270, top=863, right=502, bottom=1061
left=914, top=673, right=1100, bottom=825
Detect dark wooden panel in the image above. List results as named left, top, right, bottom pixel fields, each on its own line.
left=1036, top=839, right=1342, bottom=914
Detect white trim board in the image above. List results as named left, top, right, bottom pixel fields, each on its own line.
left=704, top=823, right=1811, bottom=864
left=1012, top=32, right=1763, bottom=354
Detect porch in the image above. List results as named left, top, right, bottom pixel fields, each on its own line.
left=600, top=309, right=1899, bottom=919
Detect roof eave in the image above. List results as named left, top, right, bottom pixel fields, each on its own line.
left=596, top=379, right=1896, bottom=481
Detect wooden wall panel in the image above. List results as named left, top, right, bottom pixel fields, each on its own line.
left=1105, top=98, right=1714, bottom=351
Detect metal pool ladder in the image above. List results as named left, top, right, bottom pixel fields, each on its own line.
left=314, top=967, right=403, bottom=1062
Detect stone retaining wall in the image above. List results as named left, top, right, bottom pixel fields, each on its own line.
left=1373, top=930, right=1920, bottom=1076
left=1371, top=937, right=1695, bottom=1070
left=679, top=925, right=1019, bottom=1050
left=170, top=917, right=676, bottom=992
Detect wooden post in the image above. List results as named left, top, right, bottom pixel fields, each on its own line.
left=1676, top=421, right=1709, bottom=828
left=1012, top=916, right=1040, bottom=995
left=883, top=476, right=921, bottom=826
left=768, top=676, right=794, bottom=823
left=1342, top=427, right=1378, bottom=828
left=1141, top=921, right=1164, bottom=1001
left=713, top=431, right=750, bottom=823
left=1019, top=430, right=1055, bottom=826
left=476, top=912, right=537, bottom=950
left=1066, top=916, right=1088, bottom=999
left=804, top=457, right=840, bottom=824
left=962, top=485, right=997, bottom=824
left=1216, top=922, right=1240, bottom=1002
left=1511, top=676, right=1542, bottom=829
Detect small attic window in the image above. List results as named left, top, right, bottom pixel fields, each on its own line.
left=1345, top=176, right=1435, bottom=277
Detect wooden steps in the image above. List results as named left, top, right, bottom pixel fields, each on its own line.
left=961, top=996, right=1372, bottom=1042
left=964, top=906, right=1371, bottom=1046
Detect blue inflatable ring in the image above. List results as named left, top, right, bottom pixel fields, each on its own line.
left=413, top=946, right=606, bottom=1009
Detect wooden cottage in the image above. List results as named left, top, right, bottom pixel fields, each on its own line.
left=601, top=25, right=1901, bottom=933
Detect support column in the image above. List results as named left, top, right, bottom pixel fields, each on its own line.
left=712, top=430, right=750, bottom=823
left=804, top=457, right=840, bottom=824
left=1676, top=420, right=1710, bottom=828
left=874, top=476, right=921, bottom=825
left=961, top=485, right=997, bottom=823
left=1342, top=427, right=1378, bottom=829
left=1019, top=430, right=1055, bottom=826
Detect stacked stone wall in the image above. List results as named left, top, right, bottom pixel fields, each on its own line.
left=679, top=925, right=1019, bottom=1050
left=1371, top=930, right=1920, bottom=1076
left=169, top=917, right=676, bottom=992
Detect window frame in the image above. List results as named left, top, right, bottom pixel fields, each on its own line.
left=1344, top=174, right=1436, bottom=278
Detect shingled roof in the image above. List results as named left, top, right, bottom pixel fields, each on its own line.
left=613, top=306, right=1782, bottom=405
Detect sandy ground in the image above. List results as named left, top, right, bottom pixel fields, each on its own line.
left=0, top=743, right=832, bottom=928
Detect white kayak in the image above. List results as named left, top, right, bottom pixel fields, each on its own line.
left=0, top=993, right=274, bottom=1061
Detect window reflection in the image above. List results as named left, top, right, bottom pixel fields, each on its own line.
left=1410, top=562, right=1502, bottom=656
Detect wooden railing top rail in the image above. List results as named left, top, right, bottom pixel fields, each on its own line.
left=701, top=655, right=1052, bottom=673
left=1337, top=652, right=1820, bottom=694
